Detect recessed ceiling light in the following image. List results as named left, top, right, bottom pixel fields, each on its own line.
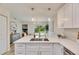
left=48, top=8, right=51, bottom=11
left=31, top=8, right=34, bottom=11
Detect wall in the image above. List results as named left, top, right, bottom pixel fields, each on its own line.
left=64, top=28, right=79, bottom=41
left=0, top=6, right=10, bottom=54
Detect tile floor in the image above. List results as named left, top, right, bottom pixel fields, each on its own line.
left=3, top=44, right=14, bottom=55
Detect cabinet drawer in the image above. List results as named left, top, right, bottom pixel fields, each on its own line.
left=15, top=43, right=25, bottom=47
left=15, top=48, right=25, bottom=51
left=39, top=43, right=52, bottom=46
left=15, top=43, right=26, bottom=55
left=15, top=50, right=25, bottom=55
left=15, top=52, right=25, bottom=55
left=26, top=43, right=39, bottom=51
left=26, top=46, right=39, bottom=51
left=41, top=51, right=53, bottom=55
left=39, top=47, right=53, bottom=51
left=26, top=51, right=38, bottom=55
left=26, top=43, right=39, bottom=46
left=39, top=43, right=53, bottom=51
left=53, top=43, right=64, bottom=55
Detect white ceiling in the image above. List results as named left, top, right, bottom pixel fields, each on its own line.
left=0, top=3, right=64, bottom=21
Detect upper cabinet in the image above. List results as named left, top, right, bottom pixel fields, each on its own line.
left=73, top=4, right=79, bottom=28
left=57, top=3, right=79, bottom=28
left=64, top=4, right=73, bottom=28
left=57, top=4, right=65, bottom=28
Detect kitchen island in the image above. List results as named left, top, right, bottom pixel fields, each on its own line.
left=14, top=36, right=79, bottom=55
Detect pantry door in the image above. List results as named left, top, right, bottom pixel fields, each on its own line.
left=0, top=15, right=8, bottom=54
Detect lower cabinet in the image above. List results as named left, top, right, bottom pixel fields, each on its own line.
left=25, top=51, right=53, bottom=55
left=15, top=43, right=26, bottom=55
left=41, top=51, right=53, bottom=55
left=53, top=43, right=64, bottom=55
left=26, top=51, right=38, bottom=55
left=15, top=43, right=64, bottom=55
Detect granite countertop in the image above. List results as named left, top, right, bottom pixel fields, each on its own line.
left=14, top=36, right=79, bottom=55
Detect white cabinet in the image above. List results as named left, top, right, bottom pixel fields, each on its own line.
left=53, top=43, right=64, bottom=55
left=75, top=4, right=79, bottom=28
left=57, top=5, right=65, bottom=28
left=64, top=4, right=73, bottom=28
left=41, top=51, right=53, bottom=55
left=15, top=43, right=26, bottom=55
left=26, top=43, right=39, bottom=51
left=25, top=43, right=53, bottom=55
left=25, top=43, right=39, bottom=55
left=57, top=3, right=79, bottom=28
left=57, top=4, right=73, bottom=28
left=26, top=51, right=38, bottom=55
left=39, top=43, right=53, bottom=51
left=73, top=4, right=79, bottom=28
left=15, top=43, right=64, bottom=55
left=39, top=43, right=53, bottom=55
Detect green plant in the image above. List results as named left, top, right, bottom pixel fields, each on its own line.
left=45, top=24, right=49, bottom=32
left=35, top=25, right=45, bottom=33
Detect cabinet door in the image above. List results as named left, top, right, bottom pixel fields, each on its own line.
left=15, top=43, right=26, bottom=55
left=25, top=43, right=39, bottom=55
left=26, top=51, right=38, bottom=55
left=15, top=49, right=26, bottom=55
left=39, top=43, right=53, bottom=55
left=53, top=43, right=64, bottom=55
left=26, top=43, right=39, bottom=51
left=41, top=51, right=53, bottom=55
left=64, top=4, right=73, bottom=28
left=57, top=5, right=65, bottom=28
left=73, top=4, right=79, bottom=28
left=39, top=43, right=53, bottom=51
left=75, top=4, right=79, bottom=28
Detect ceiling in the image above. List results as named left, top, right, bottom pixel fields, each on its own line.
left=0, top=3, right=64, bottom=21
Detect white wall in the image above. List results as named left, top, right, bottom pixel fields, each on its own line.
left=0, top=6, right=10, bottom=54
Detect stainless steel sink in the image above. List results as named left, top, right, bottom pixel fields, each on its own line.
left=30, top=38, right=49, bottom=41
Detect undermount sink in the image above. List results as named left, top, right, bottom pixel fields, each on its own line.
left=30, top=38, right=49, bottom=41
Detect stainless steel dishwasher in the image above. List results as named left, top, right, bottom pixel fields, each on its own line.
left=64, top=47, right=75, bottom=55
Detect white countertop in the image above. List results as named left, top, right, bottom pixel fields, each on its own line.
left=14, top=36, right=79, bottom=55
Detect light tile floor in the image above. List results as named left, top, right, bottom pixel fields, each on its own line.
left=3, top=44, right=14, bottom=55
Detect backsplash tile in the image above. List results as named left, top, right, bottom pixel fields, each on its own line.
left=64, top=28, right=79, bottom=41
